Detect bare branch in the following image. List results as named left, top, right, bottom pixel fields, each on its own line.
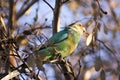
left=52, top=0, right=62, bottom=34
left=16, top=0, right=39, bottom=20
left=52, top=59, right=75, bottom=80
left=7, top=0, right=17, bottom=70
left=1, top=70, right=20, bottom=80
left=62, top=0, right=70, bottom=4
left=43, top=0, right=54, bottom=12
left=96, top=0, right=107, bottom=15
left=75, top=60, right=81, bottom=80
left=8, top=0, right=16, bottom=37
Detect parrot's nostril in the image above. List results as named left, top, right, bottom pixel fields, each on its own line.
left=83, top=28, right=86, bottom=32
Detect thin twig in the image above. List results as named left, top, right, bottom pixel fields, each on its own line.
left=75, top=59, right=81, bottom=80
left=96, top=0, right=107, bottom=15
left=97, top=39, right=114, bottom=53
left=62, top=0, right=70, bottom=4
left=97, top=39, right=120, bottom=63
left=16, top=0, right=39, bottom=20
left=43, top=0, right=54, bottom=12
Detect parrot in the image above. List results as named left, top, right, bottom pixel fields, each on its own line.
left=26, top=22, right=86, bottom=69
left=1, top=22, right=86, bottom=80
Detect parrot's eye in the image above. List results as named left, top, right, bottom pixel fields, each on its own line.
left=78, top=24, right=82, bottom=26
left=83, top=30, right=85, bottom=33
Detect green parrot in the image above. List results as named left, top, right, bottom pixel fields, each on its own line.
left=1, top=22, right=86, bottom=79
left=26, top=22, right=86, bottom=69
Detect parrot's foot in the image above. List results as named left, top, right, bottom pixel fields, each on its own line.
left=61, top=59, right=75, bottom=77
left=49, top=57, right=75, bottom=79
left=49, top=53, right=62, bottom=63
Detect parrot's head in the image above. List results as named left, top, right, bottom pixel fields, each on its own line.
left=69, top=22, right=86, bottom=35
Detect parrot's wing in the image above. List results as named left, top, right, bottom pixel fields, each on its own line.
left=48, top=30, right=68, bottom=44
left=39, top=29, right=69, bottom=50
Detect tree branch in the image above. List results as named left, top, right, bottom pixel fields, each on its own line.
left=62, top=0, right=70, bottom=4
left=8, top=0, right=16, bottom=37
left=52, top=0, right=62, bottom=34
left=7, top=0, right=17, bottom=69
left=16, top=0, right=39, bottom=20
left=43, top=0, right=54, bottom=12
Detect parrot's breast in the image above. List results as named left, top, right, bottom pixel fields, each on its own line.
left=54, top=31, right=79, bottom=58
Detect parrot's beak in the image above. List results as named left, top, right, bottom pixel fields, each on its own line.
left=83, top=27, right=86, bottom=33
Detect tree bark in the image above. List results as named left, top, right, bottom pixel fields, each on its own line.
left=52, top=0, right=62, bottom=34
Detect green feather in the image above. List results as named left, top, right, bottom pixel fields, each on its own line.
left=48, top=29, right=68, bottom=44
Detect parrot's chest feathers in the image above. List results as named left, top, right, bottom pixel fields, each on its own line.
left=69, top=30, right=80, bottom=44
left=66, top=31, right=80, bottom=54
left=67, top=34, right=76, bottom=53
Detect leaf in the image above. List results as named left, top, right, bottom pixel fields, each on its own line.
left=86, top=33, right=93, bottom=46
left=68, top=1, right=79, bottom=11
left=97, top=22, right=101, bottom=31
left=0, top=16, right=7, bottom=33
left=103, top=24, right=108, bottom=34
left=16, top=35, right=28, bottom=46
left=117, top=64, right=120, bottom=72
left=23, top=30, right=32, bottom=35
left=100, top=69, right=105, bottom=80
left=86, top=20, right=93, bottom=27
left=94, top=57, right=101, bottom=71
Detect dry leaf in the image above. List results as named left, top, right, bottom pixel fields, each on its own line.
left=100, top=69, right=105, bottom=80
left=104, top=26, right=108, bottom=34
left=16, top=35, right=28, bottom=46
left=117, top=64, right=120, bottom=72
left=68, top=1, right=79, bottom=11
left=110, top=1, right=117, bottom=8
left=86, top=20, right=93, bottom=27
left=0, top=16, right=7, bottom=33
left=86, top=33, right=93, bottom=46
left=97, top=22, right=101, bottom=31
left=94, top=58, right=101, bottom=71
left=118, top=74, right=120, bottom=80
left=23, top=30, right=32, bottom=35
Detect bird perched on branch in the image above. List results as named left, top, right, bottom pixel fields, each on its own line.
left=27, top=22, right=86, bottom=69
